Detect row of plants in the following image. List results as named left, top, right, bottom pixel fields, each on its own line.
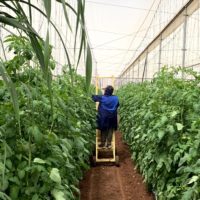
left=0, top=35, right=96, bottom=200
left=118, top=68, right=200, bottom=199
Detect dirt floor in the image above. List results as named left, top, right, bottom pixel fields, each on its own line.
left=79, top=132, right=154, bottom=200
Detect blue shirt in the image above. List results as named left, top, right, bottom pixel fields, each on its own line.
left=92, top=95, right=119, bottom=130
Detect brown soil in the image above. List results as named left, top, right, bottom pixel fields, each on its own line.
left=79, top=132, right=154, bottom=200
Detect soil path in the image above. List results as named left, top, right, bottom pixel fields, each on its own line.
left=79, top=132, right=154, bottom=200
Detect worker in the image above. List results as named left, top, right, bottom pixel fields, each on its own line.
left=92, top=85, right=119, bottom=148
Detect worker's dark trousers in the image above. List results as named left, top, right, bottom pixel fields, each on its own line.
left=101, top=129, right=113, bottom=145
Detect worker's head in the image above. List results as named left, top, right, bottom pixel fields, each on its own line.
left=104, top=85, right=114, bottom=96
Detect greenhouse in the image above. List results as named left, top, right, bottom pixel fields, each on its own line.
left=1, top=0, right=200, bottom=199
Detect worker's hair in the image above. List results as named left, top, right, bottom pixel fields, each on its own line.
left=104, top=85, right=114, bottom=96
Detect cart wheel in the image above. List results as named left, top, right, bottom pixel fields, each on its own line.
left=91, top=156, right=96, bottom=167
left=115, top=156, right=120, bottom=167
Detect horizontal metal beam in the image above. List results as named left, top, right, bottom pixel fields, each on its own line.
left=120, top=0, right=200, bottom=77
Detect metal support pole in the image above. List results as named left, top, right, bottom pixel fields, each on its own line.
left=95, top=76, right=99, bottom=95
left=142, top=52, right=148, bottom=82
left=130, top=67, right=133, bottom=83
left=111, top=76, right=115, bottom=87
left=95, top=61, right=98, bottom=77
left=122, top=73, right=124, bottom=85
left=128, top=68, right=130, bottom=83
left=132, top=64, right=135, bottom=82
left=145, top=53, right=148, bottom=79
left=182, top=8, right=188, bottom=78
left=158, top=35, right=162, bottom=72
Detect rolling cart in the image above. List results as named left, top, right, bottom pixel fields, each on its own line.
left=92, top=129, right=119, bottom=166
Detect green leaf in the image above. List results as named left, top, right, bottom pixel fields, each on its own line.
left=18, top=170, right=25, bottom=180
left=66, top=163, right=75, bottom=169
left=158, top=130, right=165, bottom=140
left=76, top=29, right=85, bottom=68
left=61, top=0, right=72, bottom=31
left=0, top=162, right=4, bottom=174
left=70, top=184, right=80, bottom=194
left=9, top=185, right=19, bottom=200
left=32, top=194, right=39, bottom=200
left=0, top=61, right=21, bottom=135
left=173, top=151, right=181, bottom=163
left=43, top=0, right=51, bottom=21
left=0, top=15, right=38, bottom=36
left=47, top=132, right=58, bottom=143
left=51, top=189, right=65, bottom=200
left=8, top=177, right=20, bottom=185
left=0, top=178, right=9, bottom=191
left=4, top=143, right=13, bottom=158
left=50, top=168, right=61, bottom=184
left=182, top=189, right=194, bottom=200
left=170, top=110, right=179, bottom=118
left=6, top=159, right=12, bottom=169
left=74, top=0, right=81, bottom=53
left=161, top=116, right=168, bottom=125
left=167, top=125, right=175, bottom=134
left=134, top=134, right=140, bottom=139
left=179, top=153, right=190, bottom=167
left=0, top=191, right=12, bottom=200
left=188, top=175, right=199, bottom=184
left=28, top=125, right=43, bottom=144
left=44, top=31, right=50, bottom=73
left=29, top=33, right=45, bottom=73
left=176, top=123, right=184, bottom=131
left=33, top=158, right=46, bottom=164
left=85, top=43, right=92, bottom=91
left=28, top=0, right=32, bottom=24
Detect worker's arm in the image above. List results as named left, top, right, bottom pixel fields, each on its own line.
left=116, top=96, right=120, bottom=108
left=92, top=95, right=102, bottom=102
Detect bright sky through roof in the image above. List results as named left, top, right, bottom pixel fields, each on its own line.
left=85, top=0, right=157, bottom=77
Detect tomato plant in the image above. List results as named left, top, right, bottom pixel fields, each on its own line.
left=0, top=35, right=95, bottom=200
left=118, top=67, right=200, bottom=200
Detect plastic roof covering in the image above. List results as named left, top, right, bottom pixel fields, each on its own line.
left=112, top=0, right=200, bottom=88
left=120, top=0, right=200, bottom=77
left=85, top=0, right=190, bottom=77
left=0, top=0, right=192, bottom=79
